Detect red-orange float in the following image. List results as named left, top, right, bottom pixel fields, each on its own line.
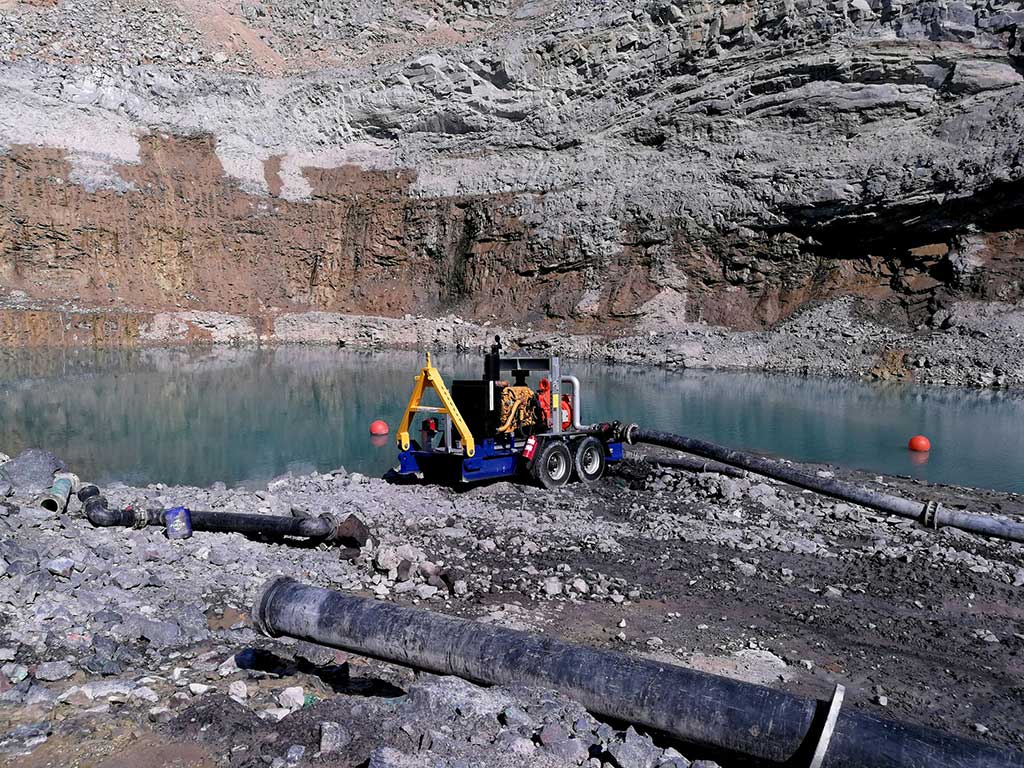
left=908, top=435, right=931, bottom=452
left=369, top=419, right=390, bottom=436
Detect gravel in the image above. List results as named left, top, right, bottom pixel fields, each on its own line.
left=0, top=447, right=1021, bottom=762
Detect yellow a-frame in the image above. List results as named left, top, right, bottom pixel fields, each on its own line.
left=396, top=353, right=476, bottom=458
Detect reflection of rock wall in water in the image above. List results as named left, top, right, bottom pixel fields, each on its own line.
left=1, top=0, right=1022, bottom=349
left=0, top=347, right=420, bottom=486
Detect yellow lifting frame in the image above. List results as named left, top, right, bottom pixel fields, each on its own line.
left=397, top=353, right=476, bottom=458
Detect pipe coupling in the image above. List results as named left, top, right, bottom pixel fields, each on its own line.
left=129, top=506, right=149, bottom=529
left=319, top=512, right=341, bottom=540
left=621, top=423, right=639, bottom=445
left=252, top=575, right=297, bottom=638
left=922, top=500, right=941, bottom=529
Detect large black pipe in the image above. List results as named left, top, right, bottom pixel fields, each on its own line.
left=77, top=485, right=368, bottom=546
left=253, top=577, right=1023, bottom=768
left=613, top=425, right=1024, bottom=544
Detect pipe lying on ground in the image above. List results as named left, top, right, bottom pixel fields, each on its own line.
left=253, top=577, right=1023, bottom=768
left=625, top=450, right=747, bottom=479
left=77, top=485, right=369, bottom=547
left=611, top=424, right=1024, bottom=544
left=35, top=473, right=79, bottom=513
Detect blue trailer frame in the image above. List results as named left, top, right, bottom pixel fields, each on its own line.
left=397, top=435, right=624, bottom=484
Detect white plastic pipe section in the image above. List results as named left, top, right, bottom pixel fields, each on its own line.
left=562, top=375, right=583, bottom=430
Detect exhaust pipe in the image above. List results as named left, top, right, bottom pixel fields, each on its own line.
left=562, top=374, right=584, bottom=430
left=252, top=577, right=1024, bottom=768
left=35, top=472, right=79, bottom=513
left=77, top=485, right=369, bottom=547
left=614, top=425, right=1024, bottom=544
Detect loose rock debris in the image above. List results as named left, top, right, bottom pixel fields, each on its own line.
left=0, top=449, right=1022, bottom=765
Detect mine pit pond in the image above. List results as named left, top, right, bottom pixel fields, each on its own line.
left=0, top=346, right=1022, bottom=493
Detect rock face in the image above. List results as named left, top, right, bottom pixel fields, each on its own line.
left=0, top=0, right=1022, bottom=342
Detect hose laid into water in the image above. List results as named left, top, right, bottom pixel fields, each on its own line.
left=78, top=485, right=368, bottom=547
left=607, top=424, right=1024, bottom=544
left=253, top=576, right=1024, bottom=768
left=625, top=449, right=747, bottom=479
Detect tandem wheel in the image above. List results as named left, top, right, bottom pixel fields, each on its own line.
left=573, top=436, right=606, bottom=484
left=530, top=440, right=573, bottom=489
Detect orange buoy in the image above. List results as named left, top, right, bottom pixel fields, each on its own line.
left=369, top=419, right=389, bottom=436
left=908, top=435, right=931, bottom=452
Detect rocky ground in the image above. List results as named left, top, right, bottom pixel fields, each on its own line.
left=0, top=447, right=1022, bottom=767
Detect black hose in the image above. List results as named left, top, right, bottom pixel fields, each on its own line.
left=620, top=426, right=1024, bottom=544
left=77, top=485, right=368, bottom=546
left=253, top=577, right=1024, bottom=768
left=80, top=485, right=139, bottom=527
left=626, top=450, right=747, bottom=479
left=157, top=508, right=335, bottom=539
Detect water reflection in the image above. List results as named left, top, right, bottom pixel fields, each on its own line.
left=0, top=347, right=1021, bottom=493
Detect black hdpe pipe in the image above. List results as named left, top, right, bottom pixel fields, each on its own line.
left=254, top=577, right=1023, bottom=768
left=77, top=485, right=368, bottom=546
left=610, top=425, right=1024, bottom=544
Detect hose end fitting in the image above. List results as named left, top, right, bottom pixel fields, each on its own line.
left=621, top=423, right=639, bottom=445
left=252, top=576, right=297, bottom=638
left=317, top=512, right=341, bottom=541
left=35, top=472, right=79, bottom=513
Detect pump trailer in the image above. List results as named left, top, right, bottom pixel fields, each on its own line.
left=394, top=338, right=623, bottom=487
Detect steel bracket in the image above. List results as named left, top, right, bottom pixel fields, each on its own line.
left=809, top=683, right=846, bottom=768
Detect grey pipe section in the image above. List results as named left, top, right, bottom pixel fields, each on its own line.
left=253, top=577, right=1024, bottom=768
left=623, top=426, right=1024, bottom=544
left=77, top=485, right=367, bottom=546
left=35, top=473, right=79, bottom=513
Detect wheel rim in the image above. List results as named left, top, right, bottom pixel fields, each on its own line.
left=582, top=445, right=601, bottom=475
left=547, top=451, right=568, bottom=481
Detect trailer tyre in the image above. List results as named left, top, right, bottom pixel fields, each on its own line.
left=573, top=437, right=606, bottom=484
left=531, top=440, right=572, bottom=489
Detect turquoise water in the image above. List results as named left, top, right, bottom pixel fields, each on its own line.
left=0, top=346, right=1022, bottom=493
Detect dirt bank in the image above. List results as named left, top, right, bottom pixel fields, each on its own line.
left=3, top=290, right=1022, bottom=391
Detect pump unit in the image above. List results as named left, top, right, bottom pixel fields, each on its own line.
left=394, top=337, right=623, bottom=487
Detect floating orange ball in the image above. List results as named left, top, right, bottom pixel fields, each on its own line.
left=369, top=419, right=389, bottom=436
left=908, top=435, right=931, bottom=452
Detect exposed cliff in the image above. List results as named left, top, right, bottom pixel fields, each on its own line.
left=0, top=0, right=1022, bottom=382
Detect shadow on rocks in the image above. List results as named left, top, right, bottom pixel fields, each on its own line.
left=233, top=647, right=405, bottom=698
